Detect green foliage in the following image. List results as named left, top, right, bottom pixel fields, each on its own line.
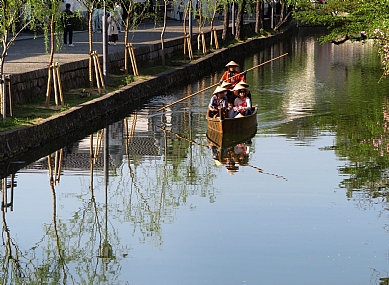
left=286, top=0, right=389, bottom=78
left=0, top=0, right=42, bottom=44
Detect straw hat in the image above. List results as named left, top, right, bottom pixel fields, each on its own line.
left=225, top=61, right=239, bottom=67
left=236, top=81, right=249, bottom=88
left=213, top=85, right=228, bottom=95
left=232, top=83, right=249, bottom=95
left=221, top=81, right=233, bottom=89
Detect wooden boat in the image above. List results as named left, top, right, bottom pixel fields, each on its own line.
left=206, top=106, right=258, bottom=134
left=207, top=124, right=257, bottom=150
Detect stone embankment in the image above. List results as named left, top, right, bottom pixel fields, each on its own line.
left=0, top=23, right=295, bottom=165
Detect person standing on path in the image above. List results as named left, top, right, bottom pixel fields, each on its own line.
left=63, top=3, right=74, bottom=47
left=114, top=2, right=123, bottom=32
left=107, top=13, right=119, bottom=45
left=178, top=1, right=185, bottom=22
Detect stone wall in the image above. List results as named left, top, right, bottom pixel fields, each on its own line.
left=0, top=25, right=296, bottom=166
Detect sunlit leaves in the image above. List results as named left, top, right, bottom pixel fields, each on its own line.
left=286, top=0, right=389, bottom=78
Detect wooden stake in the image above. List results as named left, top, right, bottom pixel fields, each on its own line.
left=213, top=29, right=219, bottom=49
left=92, top=53, right=101, bottom=93
left=48, top=154, right=53, bottom=184
left=202, top=33, right=206, bottom=54
left=55, top=63, right=65, bottom=107
left=187, top=36, right=193, bottom=60
left=57, top=148, right=63, bottom=183
left=45, top=66, right=53, bottom=107
left=7, top=76, right=12, bottom=117
left=94, top=51, right=106, bottom=90
left=127, top=44, right=139, bottom=76
left=52, top=65, right=59, bottom=106
left=130, top=44, right=139, bottom=76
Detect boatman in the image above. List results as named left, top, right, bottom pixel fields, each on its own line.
left=219, top=61, right=246, bottom=88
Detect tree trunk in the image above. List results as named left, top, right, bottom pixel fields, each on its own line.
left=124, top=16, right=130, bottom=75
left=255, top=1, right=263, bottom=33
left=222, top=3, right=230, bottom=42
left=161, top=1, right=167, bottom=66
left=49, top=14, right=55, bottom=67
left=89, top=10, right=94, bottom=89
left=1, top=33, right=7, bottom=122
left=235, top=0, right=246, bottom=41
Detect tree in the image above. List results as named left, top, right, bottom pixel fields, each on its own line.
left=254, top=0, right=264, bottom=34
left=222, top=0, right=230, bottom=42
left=117, top=0, right=153, bottom=75
left=39, top=0, right=67, bottom=108
left=285, top=0, right=389, bottom=79
left=235, top=0, right=247, bottom=40
left=77, top=0, right=98, bottom=88
left=0, top=0, right=45, bottom=121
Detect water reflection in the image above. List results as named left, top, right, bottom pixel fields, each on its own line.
left=3, top=28, right=389, bottom=283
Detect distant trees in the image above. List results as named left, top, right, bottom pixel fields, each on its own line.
left=285, top=0, right=389, bottom=79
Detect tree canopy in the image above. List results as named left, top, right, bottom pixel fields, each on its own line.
left=286, top=0, right=389, bottom=78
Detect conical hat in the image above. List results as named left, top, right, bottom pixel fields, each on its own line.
left=232, top=83, right=247, bottom=91
left=225, top=61, right=239, bottom=67
left=232, top=83, right=249, bottom=95
left=221, top=81, right=233, bottom=89
left=213, top=85, right=228, bottom=94
left=237, top=81, right=249, bottom=88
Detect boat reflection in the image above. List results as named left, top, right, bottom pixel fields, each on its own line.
left=207, top=129, right=255, bottom=175
left=207, top=128, right=287, bottom=180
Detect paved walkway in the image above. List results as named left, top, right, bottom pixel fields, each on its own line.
left=4, top=19, right=227, bottom=75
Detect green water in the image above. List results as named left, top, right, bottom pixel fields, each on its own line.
left=2, top=28, right=389, bottom=284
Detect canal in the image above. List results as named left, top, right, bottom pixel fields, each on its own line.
left=2, top=27, right=389, bottom=284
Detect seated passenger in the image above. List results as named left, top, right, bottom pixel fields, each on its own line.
left=221, top=81, right=235, bottom=104
left=227, top=102, right=235, bottom=118
left=209, top=86, right=228, bottom=117
left=236, top=80, right=251, bottom=101
left=220, top=61, right=246, bottom=88
left=232, top=83, right=252, bottom=116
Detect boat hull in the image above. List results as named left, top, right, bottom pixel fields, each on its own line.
left=206, top=124, right=257, bottom=149
left=206, top=106, right=258, bottom=134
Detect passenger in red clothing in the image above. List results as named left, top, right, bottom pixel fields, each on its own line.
left=219, top=61, right=246, bottom=88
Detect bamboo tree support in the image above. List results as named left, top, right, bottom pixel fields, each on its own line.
left=211, top=28, right=219, bottom=49
left=55, top=63, right=64, bottom=108
left=45, top=63, right=65, bottom=108
left=92, top=129, right=104, bottom=164
left=0, top=75, right=13, bottom=120
left=197, top=32, right=207, bottom=55
left=126, top=44, right=139, bottom=76
left=47, top=150, right=63, bottom=186
left=124, top=112, right=137, bottom=153
left=5, top=75, right=12, bottom=117
left=91, top=51, right=106, bottom=94
left=2, top=174, right=15, bottom=212
left=184, top=33, right=194, bottom=60
left=54, top=149, right=63, bottom=184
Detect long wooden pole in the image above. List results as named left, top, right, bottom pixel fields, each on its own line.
left=156, top=53, right=288, bottom=112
